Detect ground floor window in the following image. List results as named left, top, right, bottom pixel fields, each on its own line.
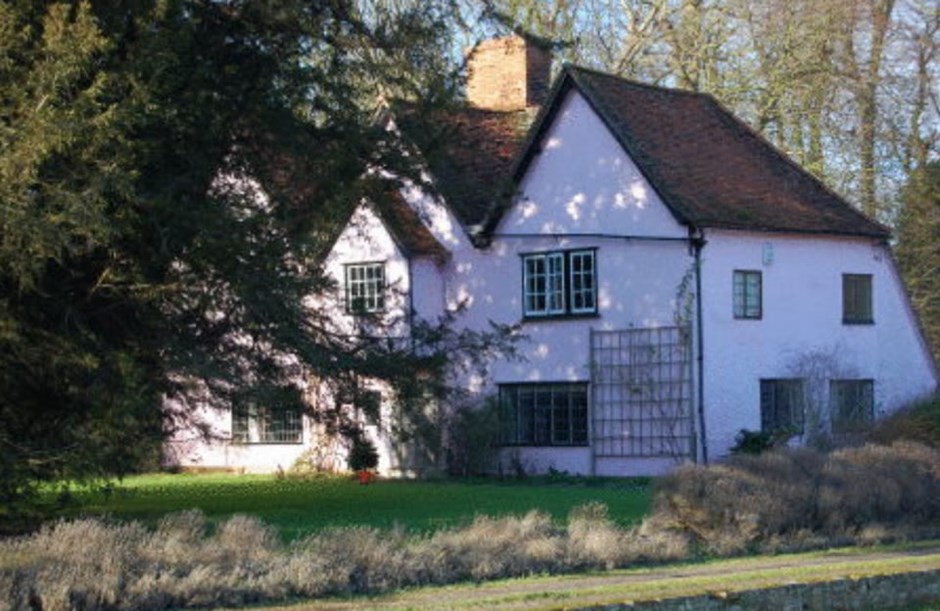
left=830, top=379, right=874, bottom=434
left=232, top=404, right=303, bottom=444
left=499, top=382, right=589, bottom=446
left=760, top=379, right=805, bottom=434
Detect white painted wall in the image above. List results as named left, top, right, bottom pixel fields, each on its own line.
left=169, top=86, right=937, bottom=478
left=446, top=90, right=697, bottom=476
left=700, top=230, right=937, bottom=458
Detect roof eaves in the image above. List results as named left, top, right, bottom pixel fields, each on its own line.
left=697, top=93, right=892, bottom=240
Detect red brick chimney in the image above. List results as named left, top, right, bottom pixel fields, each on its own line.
left=466, top=36, right=552, bottom=111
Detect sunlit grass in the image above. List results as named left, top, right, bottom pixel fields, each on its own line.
left=56, top=472, right=651, bottom=540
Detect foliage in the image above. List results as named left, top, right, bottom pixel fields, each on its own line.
left=0, top=0, right=500, bottom=520
left=445, top=396, right=502, bottom=477
left=0, top=503, right=684, bottom=608
left=729, top=428, right=788, bottom=455
left=489, top=0, right=940, bottom=220
left=654, top=442, right=940, bottom=556
left=869, top=393, right=940, bottom=448
left=896, top=161, right=940, bottom=363
left=346, top=435, right=379, bottom=472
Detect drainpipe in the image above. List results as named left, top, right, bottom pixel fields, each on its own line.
left=692, top=231, right=709, bottom=464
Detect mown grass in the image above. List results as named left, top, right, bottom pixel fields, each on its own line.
left=55, top=473, right=651, bottom=540
left=288, top=543, right=940, bottom=610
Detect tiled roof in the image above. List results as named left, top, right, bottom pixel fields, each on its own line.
left=499, top=66, right=889, bottom=239
left=373, top=191, right=449, bottom=264
left=397, top=105, right=535, bottom=232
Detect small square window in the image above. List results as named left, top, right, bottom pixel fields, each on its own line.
left=842, top=274, right=873, bottom=324
left=760, top=379, right=804, bottom=434
left=830, top=379, right=874, bottom=434
left=733, top=270, right=762, bottom=319
left=345, top=262, right=385, bottom=314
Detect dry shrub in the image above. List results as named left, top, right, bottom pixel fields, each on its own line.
left=621, top=515, right=691, bottom=562
left=818, top=442, right=940, bottom=533
left=654, top=441, right=940, bottom=555
left=869, top=395, right=940, bottom=448
left=290, top=526, right=414, bottom=596
left=565, top=502, right=631, bottom=569
left=419, top=511, right=561, bottom=581
left=10, top=445, right=934, bottom=610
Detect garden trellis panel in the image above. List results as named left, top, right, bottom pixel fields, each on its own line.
left=590, top=326, right=695, bottom=459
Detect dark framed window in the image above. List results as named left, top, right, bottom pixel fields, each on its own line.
left=522, top=249, right=596, bottom=318
left=232, top=404, right=303, bottom=444
left=760, top=379, right=805, bottom=433
left=345, top=262, right=385, bottom=313
left=499, top=382, right=589, bottom=446
left=733, top=270, right=762, bottom=319
left=842, top=274, right=873, bottom=324
left=830, top=379, right=874, bottom=434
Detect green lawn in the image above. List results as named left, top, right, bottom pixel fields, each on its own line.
left=60, top=473, right=651, bottom=541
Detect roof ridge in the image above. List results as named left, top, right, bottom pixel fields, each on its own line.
left=563, top=64, right=714, bottom=101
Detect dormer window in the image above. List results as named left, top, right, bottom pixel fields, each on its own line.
left=522, top=249, right=597, bottom=318
left=345, top=262, right=385, bottom=314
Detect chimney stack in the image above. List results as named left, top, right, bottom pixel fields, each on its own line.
left=466, top=36, right=552, bottom=111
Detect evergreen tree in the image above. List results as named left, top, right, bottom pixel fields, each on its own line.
left=0, top=0, right=488, bottom=515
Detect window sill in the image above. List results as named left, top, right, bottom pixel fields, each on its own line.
left=733, top=316, right=762, bottom=321
left=231, top=440, right=304, bottom=446
left=522, top=313, right=599, bottom=323
left=842, top=319, right=875, bottom=326
left=500, top=443, right=590, bottom=448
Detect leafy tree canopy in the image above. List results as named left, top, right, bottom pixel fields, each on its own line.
left=0, top=0, right=501, bottom=516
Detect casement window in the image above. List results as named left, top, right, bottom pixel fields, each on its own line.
left=232, top=404, right=303, bottom=444
left=499, top=382, right=589, bottom=446
left=733, top=270, right=762, bottom=319
left=345, top=262, right=385, bottom=313
left=842, top=274, right=873, bottom=324
left=759, top=379, right=805, bottom=433
left=830, top=379, right=874, bottom=434
left=522, top=249, right=596, bottom=318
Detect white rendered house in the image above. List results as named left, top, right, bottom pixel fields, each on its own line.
left=166, top=36, right=937, bottom=476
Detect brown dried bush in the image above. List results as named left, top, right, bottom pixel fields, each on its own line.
left=654, top=441, right=940, bottom=555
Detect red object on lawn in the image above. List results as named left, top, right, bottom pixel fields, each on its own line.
left=358, top=470, right=375, bottom=485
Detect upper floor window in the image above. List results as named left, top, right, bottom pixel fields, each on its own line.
left=345, top=262, right=385, bottom=314
left=830, top=379, right=874, bottom=434
left=842, top=274, right=873, bottom=324
left=760, top=378, right=805, bottom=434
left=733, top=270, right=762, bottom=319
left=522, top=249, right=596, bottom=318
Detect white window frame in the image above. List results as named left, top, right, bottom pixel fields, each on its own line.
left=569, top=250, right=597, bottom=314
left=522, top=249, right=597, bottom=318
left=345, top=262, right=386, bottom=314
left=232, top=404, right=303, bottom=444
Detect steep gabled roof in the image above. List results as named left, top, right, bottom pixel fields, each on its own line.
left=375, top=191, right=449, bottom=264
left=319, top=187, right=449, bottom=266
left=395, top=105, right=535, bottom=233
left=394, top=65, right=888, bottom=244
